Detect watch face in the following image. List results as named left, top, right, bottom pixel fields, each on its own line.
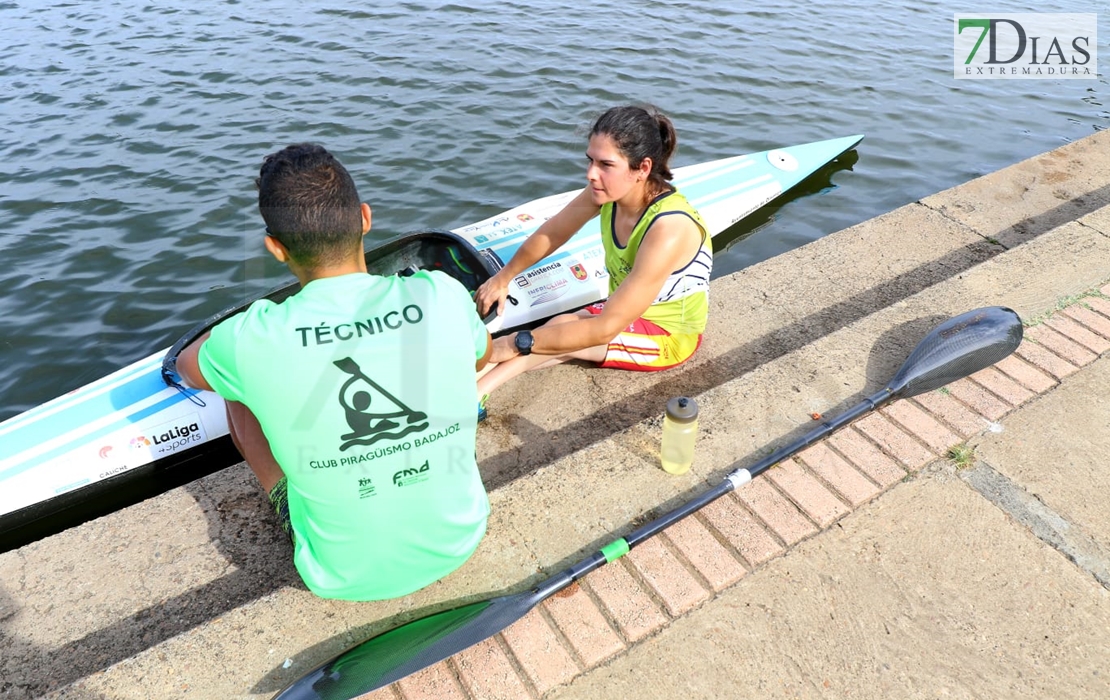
left=515, top=331, right=533, bottom=354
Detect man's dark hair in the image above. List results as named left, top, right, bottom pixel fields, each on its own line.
left=256, top=144, right=364, bottom=267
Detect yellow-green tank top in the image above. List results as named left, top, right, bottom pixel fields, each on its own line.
left=600, top=189, right=712, bottom=335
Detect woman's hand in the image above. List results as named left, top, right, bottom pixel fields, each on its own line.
left=473, top=188, right=600, bottom=318
left=488, top=334, right=520, bottom=363
left=475, top=269, right=513, bottom=317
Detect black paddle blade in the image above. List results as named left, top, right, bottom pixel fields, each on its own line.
left=272, top=590, right=544, bottom=700
left=886, top=306, right=1022, bottom=399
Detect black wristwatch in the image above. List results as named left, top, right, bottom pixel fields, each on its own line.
left=514, top=330, right=535, bottom=356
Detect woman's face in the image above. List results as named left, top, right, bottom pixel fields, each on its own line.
left=585, top=134, right=649, bottom=206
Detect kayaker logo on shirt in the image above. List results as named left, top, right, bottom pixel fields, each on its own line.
left=953, top=13, right=1095, bottom=79
left=334, top=357, right=430, bottom=451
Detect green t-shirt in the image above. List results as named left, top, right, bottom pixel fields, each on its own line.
left=198, top=270, right=490, bottom=601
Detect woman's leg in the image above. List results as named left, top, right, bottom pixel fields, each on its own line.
left=477, top=311, right=607, bottom=396
left=225, top=400, right=286, bottom=493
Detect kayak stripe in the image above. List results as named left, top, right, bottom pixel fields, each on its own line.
left=0, top=352, right=165, bottom=437
left=0, top=390, right=198, bottom=487
left=673, top=157, right=755, bottom=191
left=689, top=174, right=776, bottom=212
left=0, top=368, right=179, bottom=464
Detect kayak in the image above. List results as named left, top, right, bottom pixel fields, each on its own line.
left=0, top=134, right=863, bottom=552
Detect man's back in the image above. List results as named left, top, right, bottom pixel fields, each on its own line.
left=199, top=269, right=489, bottom=600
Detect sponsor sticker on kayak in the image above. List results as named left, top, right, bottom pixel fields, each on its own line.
left=527, top=279, right=569, bottom=307
left=954, top=13, right=1097, bottom=79
left=135, top=413, right=208, bottom=457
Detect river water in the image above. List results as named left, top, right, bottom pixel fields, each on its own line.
left=0, top=1, right=1105, bottom=420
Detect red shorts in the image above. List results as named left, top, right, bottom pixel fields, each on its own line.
left=585, top=303, right=702, bottom=371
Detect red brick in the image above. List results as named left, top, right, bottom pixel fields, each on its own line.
left=542, top=583, right=625, bottom=667
left=454, top=638, right=531, bottom=700
left=585, top=560, right=668, bottom=642
left=1014, top=341, right=1080, bottom=380
left=1086, top=295, right=1110, bottom=318
left=1099, top=285, right=1110, bottom=299
left=1045, top=313, right=1110, bottom=353
left=992, top=354, right=1057, bottom=394
left=909, top=391, right=985, bottom=438
left=882, top=400, right=961, bottom=454
left=797, top=442, right=879, bottom=507
left=827, top=427, right=907, bottom=488
left=700, top=495, right=783, bottom=566
left=501, top=608, right=579, bottom=695
left=970, top=366, right=1035, bottom=406
left=944, top=378, right=1011, bottom=422
left=626, top=536, right=710, bottom=616
left=1025, top=325, right=1098, bottom=366
left=766, top=459, right=850, bottom=527
left=1063, top=305, right=1110, bottom=340
left=733, top=477, right=818, bottom=545
left=854, top=413, right=935, bottom=471
left=396, top=662, right=466, bottom=700
left=665, top=514, right=746, bottom=592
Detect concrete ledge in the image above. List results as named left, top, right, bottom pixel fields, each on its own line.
left=922, top=129, right=1110, bottom=249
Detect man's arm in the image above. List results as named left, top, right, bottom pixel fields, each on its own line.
left=476, top=331, right=493, bottom=372
left=175, top=332, right=215, bottom=392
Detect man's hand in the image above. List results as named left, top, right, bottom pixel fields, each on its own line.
left=475, top=270, right=512, bottom=317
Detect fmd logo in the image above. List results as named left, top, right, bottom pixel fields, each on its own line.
left=954, top=13, right=1097, bottom=79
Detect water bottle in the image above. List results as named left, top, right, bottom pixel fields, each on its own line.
left=661, top=396, right=699, bottom=475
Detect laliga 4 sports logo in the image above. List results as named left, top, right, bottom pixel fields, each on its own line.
left=954, top=13, right=1097, bottom=79
left=128, top=415, right=208, bottom=455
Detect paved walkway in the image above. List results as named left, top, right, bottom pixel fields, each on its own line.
left=2, top=129, right=1109, bottom=699
left=364, top=285, right=1110, bottom=700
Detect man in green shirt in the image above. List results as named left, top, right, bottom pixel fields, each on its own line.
left=176, top=144, right=492, bottom=601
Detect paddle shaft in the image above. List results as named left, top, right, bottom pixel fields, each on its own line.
left=531, top=387, right=891, bottom=600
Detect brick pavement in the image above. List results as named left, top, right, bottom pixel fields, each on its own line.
left=358, top=282, right=1110, bottom=700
